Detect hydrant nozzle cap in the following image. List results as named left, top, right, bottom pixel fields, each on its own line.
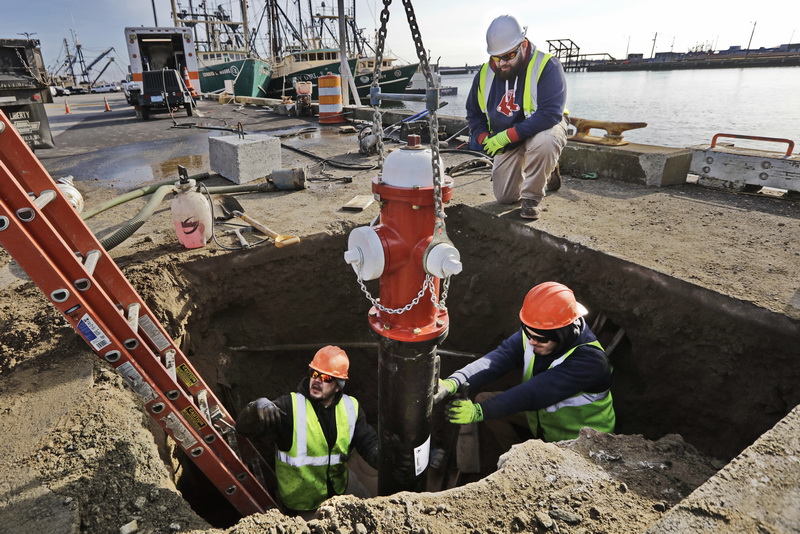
left=426, top=242, right=462, bottom=278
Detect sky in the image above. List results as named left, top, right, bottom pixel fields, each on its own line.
left=2, top=0, right=797, bottom=80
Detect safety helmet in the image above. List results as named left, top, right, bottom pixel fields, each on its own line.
left=519, top=282, right=588, bottom=330
left=309, top=345, right=349, bottom=379
left=486, top=15, right=527, bottom=56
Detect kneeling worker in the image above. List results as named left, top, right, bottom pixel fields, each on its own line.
left=436, top=282, right=615, bottom=451
left=236, top=346, right=378, bottom=514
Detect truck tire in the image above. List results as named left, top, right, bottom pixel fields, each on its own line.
left=141, top=107, right=151, bottom=121
left=184, top=103, right=194, bottom=117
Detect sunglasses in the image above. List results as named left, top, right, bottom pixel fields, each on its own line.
left=521, top=324, right=552, bottom=344
left=491, top=44, right=522, bottom=63
left=309, top=368, right=335, bottom=383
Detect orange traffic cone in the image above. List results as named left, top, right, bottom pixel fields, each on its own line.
left=103, top=96, right=112, bottom=112
left=183, top=67, right=198, bottom=98
left=64, top=100, right=71, bottom=114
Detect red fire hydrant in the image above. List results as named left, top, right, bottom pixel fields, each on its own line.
left=344, top=135, right=462, bottom=341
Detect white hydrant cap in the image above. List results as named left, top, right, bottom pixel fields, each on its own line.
left=344, top=226, right=385, bottom=280
left=426, top=242, right=463, bottom=278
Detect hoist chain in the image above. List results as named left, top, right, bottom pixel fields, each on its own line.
left=362, top=0, right=451, bottom=312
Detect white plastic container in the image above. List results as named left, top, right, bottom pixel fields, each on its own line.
left=171, top=179, right=212, bottom=249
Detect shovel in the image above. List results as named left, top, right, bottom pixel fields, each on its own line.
left=217, top=195, right=301, bottom=247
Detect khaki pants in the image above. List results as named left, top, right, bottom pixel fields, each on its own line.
left=491, top=116, right=568, bottom=204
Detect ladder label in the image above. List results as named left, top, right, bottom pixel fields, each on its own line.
left=116, top=362, right=158, bottom=403
left=139, top=314, right=171, bottom=352
left=177, top=363, right=199, bottom=388
left=182, top=405, right=208, bottom=430
left=161, top=412, right=198, bottom=449
left=77, top=314, right=112, bottom=350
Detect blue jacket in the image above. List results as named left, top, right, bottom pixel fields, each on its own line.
left=466, top=42, right=567, bottom=151
left=450, top=319, right=613, bottom=420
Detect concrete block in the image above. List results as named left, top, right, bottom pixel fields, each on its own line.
left=560, top=141, right=693, bottom=186
left=209, top=134, right=281, bottom=184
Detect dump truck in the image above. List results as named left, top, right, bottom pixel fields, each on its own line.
left=124, top=27, right=199, bottom=120
left=0, top=38, right=54, bottom=149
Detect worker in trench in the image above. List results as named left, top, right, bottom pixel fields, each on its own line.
left=466, top=14, right=568, bottom=221
left=435, top=282, right=615, bottom=463
left=236, top=346, right=378, bottom=516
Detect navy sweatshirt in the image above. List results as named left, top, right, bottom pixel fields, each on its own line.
left=466, top=41, right=567, bottom=150
left=449, top=319, right=613, bottom=420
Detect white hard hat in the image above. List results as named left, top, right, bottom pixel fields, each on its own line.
left=486, top=15, right=527, bottom=56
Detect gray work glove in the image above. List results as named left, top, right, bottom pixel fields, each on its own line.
left=433, top=378, right=459, bottom=404
left=253, top=397, right=284, bottom=429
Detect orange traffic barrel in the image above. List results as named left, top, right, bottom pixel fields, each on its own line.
left=318, top=74, right=346, bottom=124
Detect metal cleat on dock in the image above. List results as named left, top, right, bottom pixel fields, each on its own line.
left=567, top=116, right=648, bottom=146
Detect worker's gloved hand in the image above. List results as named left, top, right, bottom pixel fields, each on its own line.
left=446, top=399, right=484, bottom=424
left=253, top=397, right=283, bottom=429
left=482, top=130, right=511, bottom=157
left=433, top=378, right=459, bottom=404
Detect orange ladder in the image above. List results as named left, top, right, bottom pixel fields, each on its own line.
left=0, top=110, right=278, bottom=516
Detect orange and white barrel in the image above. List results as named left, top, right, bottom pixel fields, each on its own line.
left=318, top=74, right=346, bottom=124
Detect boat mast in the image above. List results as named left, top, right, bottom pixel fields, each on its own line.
left=240, top=0, right=251, bottom=55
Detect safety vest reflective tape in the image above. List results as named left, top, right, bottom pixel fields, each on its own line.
left=477, top=47, right=552, bottom=132
left=522, top=334, right=615, bottom=442
left=275, top=392, right=358, bottom=510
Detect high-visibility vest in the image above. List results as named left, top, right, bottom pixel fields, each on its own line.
left=275, top=392, right=358, bottom=510
left=522, top=335, right=615, bottom=442
left=477, top=47, right=553, bottom=132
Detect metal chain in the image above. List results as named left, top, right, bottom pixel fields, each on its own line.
left=372, top=0, right=393, bottom=169
left=356, top=272, right=434, bottom=314
left=401, top=0, right=447, bottom=238
left=357, top=0, right=451, bottom=313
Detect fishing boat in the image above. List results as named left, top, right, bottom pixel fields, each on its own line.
left=172, top=1, right=272, bottom=97
left=405, top=62, right=457, bottom=96
left=261, top=1, right=418, bottom=101
left=262, top=42, right=359, bottom=99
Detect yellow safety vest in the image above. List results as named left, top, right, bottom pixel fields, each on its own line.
left=275, top=392, right=358, bottom=510
left=522, top=335, right=615, bottom=442
left=477, top=47, right=553, bottom=132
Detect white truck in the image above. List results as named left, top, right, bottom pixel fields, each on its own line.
left=123, top=27, right=200, bottom=120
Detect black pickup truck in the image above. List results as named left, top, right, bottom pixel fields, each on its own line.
left=0, top=38, right=54, bottom=149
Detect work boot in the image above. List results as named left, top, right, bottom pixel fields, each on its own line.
left=520, top=198, right=541, bottom=220
left=546, top=164, right=562, bottom=192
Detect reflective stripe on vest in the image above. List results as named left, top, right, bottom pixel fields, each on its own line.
left=477, top=47, right=552, bottom=131
left=522, top=333, right=615, bottom=442
left=275, top=392, right=358, bottom=510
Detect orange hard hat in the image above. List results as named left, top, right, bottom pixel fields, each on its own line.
left=519, top=282, right=588, bottom=330
left=309, top=345, right=349, bottom=379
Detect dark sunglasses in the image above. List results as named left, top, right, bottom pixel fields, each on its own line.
left=491, top=44, right=522, bottom=63
left=521, top=324, right=552, bottom=344
left=309, top=368, right=335, bottom=383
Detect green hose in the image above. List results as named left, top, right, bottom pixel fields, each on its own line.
left=97, top=182, right=277, bottom=251
left=81, top=172, right=210, bottom=220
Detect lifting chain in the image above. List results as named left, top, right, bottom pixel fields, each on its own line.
left=364, top=0, right=451, bottom=313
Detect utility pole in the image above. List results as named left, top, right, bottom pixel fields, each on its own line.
left=745, top=21, right=757, bottom=57
left=650, top=32, right=657, bottom=59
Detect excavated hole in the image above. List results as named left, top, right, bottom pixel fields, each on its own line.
left=156, top=205, right=798, bottom=526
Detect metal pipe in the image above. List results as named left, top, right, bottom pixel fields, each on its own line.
left=376, top=335, right=443, bottom=495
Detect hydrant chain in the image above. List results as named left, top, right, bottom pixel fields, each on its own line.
left=357, top=272, right=434, bottom=314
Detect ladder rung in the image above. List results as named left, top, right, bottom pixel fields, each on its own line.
left=33, top=189, right=57, bottom=209
left=197, top=389, right=212, bottom=423
left=164, top=349, right=177, bottom=380
left=83, top=249, right=101, bottom=276
left=127, top=303, right=141, bottom=332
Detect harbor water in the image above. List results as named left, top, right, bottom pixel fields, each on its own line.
left=404, top=67, right=800, bottom=153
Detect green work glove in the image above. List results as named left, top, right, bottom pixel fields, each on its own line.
left=433, top=378, right=459, bottom=404
left=482, top=130, right=511, bottom=156
left=446, top=399, right=484, bottom=424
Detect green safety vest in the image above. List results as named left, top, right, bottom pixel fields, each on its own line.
left=477, top=47, right=554, bottom=132
left=522, top=335, right=615, bottom=442
left=275, top=392, right=358, bottom=511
